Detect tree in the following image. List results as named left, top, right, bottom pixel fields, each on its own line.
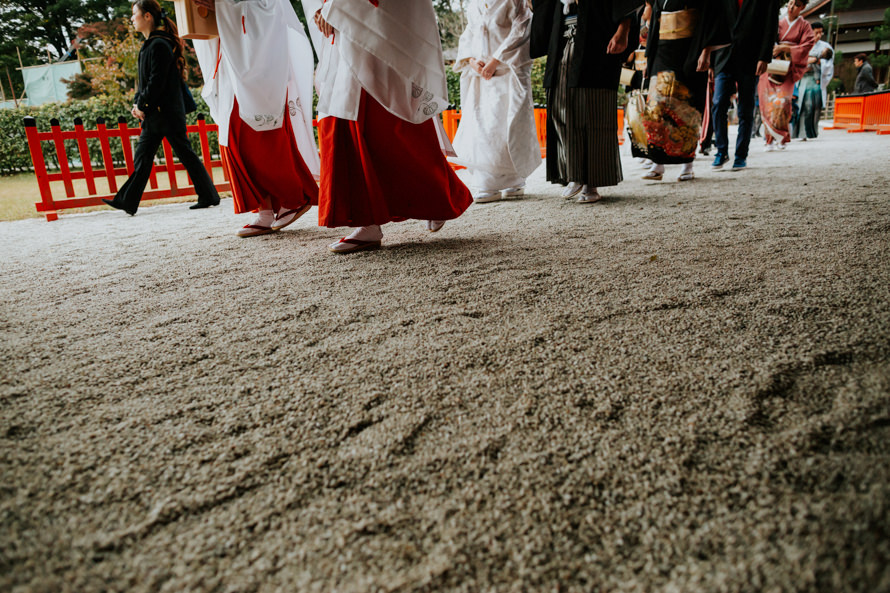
left=0, top=0, right=129, bottom=98
left=870, top=7, right=890, bottom=84
left=433, top=0, right=466, bottom=50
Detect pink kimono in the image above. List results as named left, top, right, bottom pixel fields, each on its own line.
left=758, top=16, right=815, bottom=145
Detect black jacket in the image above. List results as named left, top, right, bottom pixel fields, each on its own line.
left=712, top=0, right=780, bottom=77
left=531, top=0, right=642, bottom=90
left=134, top=31, right=185, bottom=116
left=854, top=62, right=878, bottom=94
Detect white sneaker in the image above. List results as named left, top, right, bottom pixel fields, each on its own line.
left=473, top=190, right=501, bottom=203
left=561, top=182, right=583, bottom=198
left=764, top=143, right=776, bottom=152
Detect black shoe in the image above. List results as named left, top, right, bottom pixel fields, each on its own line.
left=102, top=198, right=136, bottom=216
left=189, top=199, right=220, bottom=210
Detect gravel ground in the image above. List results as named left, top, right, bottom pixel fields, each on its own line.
left=2, top=128, right=889, bottom=593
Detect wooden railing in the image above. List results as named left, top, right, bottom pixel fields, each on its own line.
left=23, top=114, right=230, bottom=221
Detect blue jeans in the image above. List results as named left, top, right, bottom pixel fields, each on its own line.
left=713, top=70, right=757, bottom=160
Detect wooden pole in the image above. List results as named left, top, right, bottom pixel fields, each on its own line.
left=6, top=67, right=18, bottom=108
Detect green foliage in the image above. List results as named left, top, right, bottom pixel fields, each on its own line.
left=0, top=92, right=218, bottom=176
left=446, top=68, right=461, bottom=108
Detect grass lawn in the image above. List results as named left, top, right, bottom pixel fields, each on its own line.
left=0, top=169, right=230, bottom=222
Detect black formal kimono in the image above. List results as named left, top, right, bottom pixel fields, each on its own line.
left=106, top=30, right=219, bottom=215
left=711, top=0, right=780, bottom=78
left=530, top=0, right=642, bottom=189
left=629, top=0, right=729, bottom=164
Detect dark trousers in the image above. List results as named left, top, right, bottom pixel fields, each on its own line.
left=115, top=111, right=219, bottom=213
left=713, top=70, right=757, bottom=161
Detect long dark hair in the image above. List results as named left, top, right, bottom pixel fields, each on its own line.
left=134, top=0, right=186, bottom=80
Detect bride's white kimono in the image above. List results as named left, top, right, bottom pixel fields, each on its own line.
left=450, top=0, right=541, bottom=192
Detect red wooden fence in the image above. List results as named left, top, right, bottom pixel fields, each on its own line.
left=826, top=89, right=890, bottom=135
left=23, top=115, right=230, bottom=221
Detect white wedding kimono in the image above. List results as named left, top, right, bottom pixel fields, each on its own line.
left=303, top=0, right=449, bottom=125
left=192, top=0, right=319, bottom=177
left=450, top=0, right=541, bottom=192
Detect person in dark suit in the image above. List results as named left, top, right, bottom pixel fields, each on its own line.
left=103, top=0, right=219, bottom=216
left=854, top=54, right=879, bottom=94
left=710, top=0, right=780, bottom=171
left=530, top=0, right=642, bottom=204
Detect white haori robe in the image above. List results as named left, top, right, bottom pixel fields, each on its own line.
left=450, top=0, right=541, bottom=192
left=305, top=0, right=449, bottom=125
left=192, top=0, right=319, bottom=176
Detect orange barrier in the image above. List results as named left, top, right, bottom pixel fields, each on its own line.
left=440, top=107, right=625, bottom=159
left=827, top=90, right=890, bottom=134
left=23, top=115, right=230, bottom=221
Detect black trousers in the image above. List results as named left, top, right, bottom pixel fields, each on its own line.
left=115, top=110, right=219, bottom=213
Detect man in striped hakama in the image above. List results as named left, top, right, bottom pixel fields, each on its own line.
left=531, top=0, right=643, bottom=203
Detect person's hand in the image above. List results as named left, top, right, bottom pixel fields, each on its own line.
left=607, top=20, right=630, bottom=55
left=131, top=105, right=145, bottom=122
left=773, top=43, right=790, bottom=57
left=696, top=47, right=711, bottom=72
left=469, top=57, right=485, bottom=75
left=314, top=9, right=334, bottom=37
left=755, top=60, right=768, bottom=76
left=481, top=57, right=500, bottom=80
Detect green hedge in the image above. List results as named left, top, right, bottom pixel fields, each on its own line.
left=0, top=91, right=218, bottom=176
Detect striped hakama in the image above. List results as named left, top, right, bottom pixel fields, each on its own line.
left=546, top=19, right=623, bottom=188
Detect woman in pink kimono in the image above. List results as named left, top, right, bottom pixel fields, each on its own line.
left=757, top=0, right=814, bottom=150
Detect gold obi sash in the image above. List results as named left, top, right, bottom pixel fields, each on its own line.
left=659, top=9, right=698, bottom=40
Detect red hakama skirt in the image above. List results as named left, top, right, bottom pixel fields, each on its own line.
left=318, top=91, right=472, bottom=228
left=221, top=99, right=319, bottom=214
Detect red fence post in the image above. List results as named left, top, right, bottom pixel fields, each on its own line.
left=96, top=117, right=120, bottom=193
left=73, top=117, right=97, bottom=196
left=118, top=116, right=136, bottom=177
left=49, top=118, right=75, bottom=198
left=23, top=117, right=58, bottom=222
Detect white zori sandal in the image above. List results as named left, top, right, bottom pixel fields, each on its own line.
left=561, top=182, right=584, bottom=198
left=576, top=187, right=602, bottom=203
left=329, top=225, right=383, bottom=253
left=237, top=210, right=276, bottom=237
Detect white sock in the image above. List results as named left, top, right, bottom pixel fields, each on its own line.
left=649, top=163, right=665, bottom=175
left=681, top=162, right=694, bottom=175
left=345, top=225, right=383, bottom=241
left=254, top=209, right=274, bottom=227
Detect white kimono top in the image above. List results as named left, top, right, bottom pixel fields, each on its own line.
left=193, top=0, right=319, bottom=176
left=304, top=0, right=449, bottom=124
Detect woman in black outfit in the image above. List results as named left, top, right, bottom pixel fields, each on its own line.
left=103, top=0, right=219, bottom=215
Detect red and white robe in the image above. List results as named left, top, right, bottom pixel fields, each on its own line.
left=193, top=0, right=319, bottom=213
left=307, top=0, right=473, bottom=228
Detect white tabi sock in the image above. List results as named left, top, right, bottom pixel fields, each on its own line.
left=345, top=225, right=383, bottom=242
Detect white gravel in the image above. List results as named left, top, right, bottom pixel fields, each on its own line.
left=2, top=127, right=889, bottom=592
